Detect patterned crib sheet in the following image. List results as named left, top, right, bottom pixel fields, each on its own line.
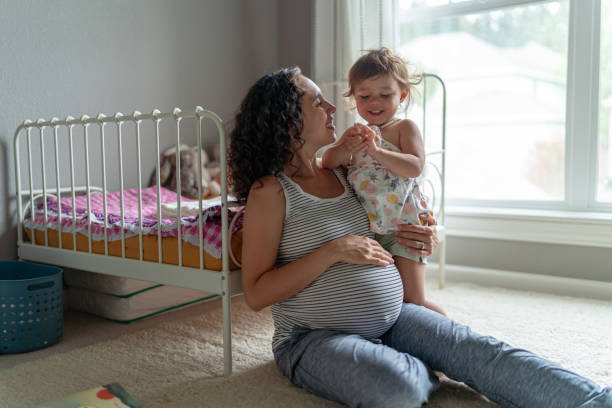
left=23, top=186, right=243, bottom=259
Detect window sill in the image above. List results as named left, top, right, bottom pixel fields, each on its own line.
left=445, top=206, right=612, bottom=248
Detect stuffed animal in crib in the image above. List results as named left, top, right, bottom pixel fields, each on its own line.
left=148, top=144, right=221, bottom=199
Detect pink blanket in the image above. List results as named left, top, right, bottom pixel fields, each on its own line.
left=24, top=186, right=243, bottom=259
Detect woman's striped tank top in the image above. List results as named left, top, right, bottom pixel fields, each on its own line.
left=270, top=168, right=404, bottom=351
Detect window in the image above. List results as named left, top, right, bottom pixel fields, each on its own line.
left=396, top=0, right=611, bottom=212
left=598, top=0, right=612, bottom=202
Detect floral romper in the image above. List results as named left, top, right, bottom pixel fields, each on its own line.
left=346, top=122, right=432, bottom=262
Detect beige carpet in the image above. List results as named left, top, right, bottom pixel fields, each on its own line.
left=1, top=281, right=611, bottom=408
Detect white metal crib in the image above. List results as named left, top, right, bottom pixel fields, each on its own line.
left=14, top=107, right=241, bottom=377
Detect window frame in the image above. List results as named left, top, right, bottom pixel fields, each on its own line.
left=398, top=0, right=612, bottom=213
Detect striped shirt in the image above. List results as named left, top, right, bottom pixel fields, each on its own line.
left=270, top=169, right=404, bottom=351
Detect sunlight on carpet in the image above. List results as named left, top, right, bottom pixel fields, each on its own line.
left=1, top=281, right=610, bottom=408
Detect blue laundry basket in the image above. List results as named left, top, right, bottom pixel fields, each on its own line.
left=1, top=261, right=63, bottom=353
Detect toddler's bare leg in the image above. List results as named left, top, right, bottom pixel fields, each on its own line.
left=395, top=256, right=447, bottom=316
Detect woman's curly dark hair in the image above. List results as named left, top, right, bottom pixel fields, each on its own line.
left=229, top=67, right=304, bottom=202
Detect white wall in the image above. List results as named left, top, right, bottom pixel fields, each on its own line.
left=0, top=0, right=279, bottom=261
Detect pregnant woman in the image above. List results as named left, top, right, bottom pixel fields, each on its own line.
left=228, top=67, right=612, bottom=408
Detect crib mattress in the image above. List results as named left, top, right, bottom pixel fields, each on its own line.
left=26, top=228, right=242, bottom=270
left=23, top=186, right=243, bottom=270
left=67, top=284, right=217, bottom=323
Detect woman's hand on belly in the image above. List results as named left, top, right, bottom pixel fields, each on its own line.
left=329, top=235, right=395, bottom=266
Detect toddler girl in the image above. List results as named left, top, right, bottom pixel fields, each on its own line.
left=322, top=47, right=446, bottom=316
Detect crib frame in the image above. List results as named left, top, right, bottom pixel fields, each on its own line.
left=421, top=73, right=447, bottom=289
left=13, top=107, right=241, bottom=377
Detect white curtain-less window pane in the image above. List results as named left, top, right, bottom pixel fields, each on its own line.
left=598, top=0, right=612, bottom=203
left=399, top=1, right=568, bottom=202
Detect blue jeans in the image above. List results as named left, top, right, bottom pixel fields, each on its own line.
left=274, top=303, right=612, bottom=408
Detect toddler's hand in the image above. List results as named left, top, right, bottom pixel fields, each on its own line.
left=337, top=126, right=368, bottom=155
left=354, top=124, right=381, bottom=156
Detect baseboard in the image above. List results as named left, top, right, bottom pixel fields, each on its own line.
left=426, top=263, right=612, bottom=301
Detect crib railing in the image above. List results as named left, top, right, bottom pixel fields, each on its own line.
left=14, top=107, right=231, bottom=270
left=14, top=107, right=237, bottom=375
left=420, top=73, right=447, bottom=227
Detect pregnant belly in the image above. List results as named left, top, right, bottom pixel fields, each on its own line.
left=279, top=263, right=404, bottom=337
